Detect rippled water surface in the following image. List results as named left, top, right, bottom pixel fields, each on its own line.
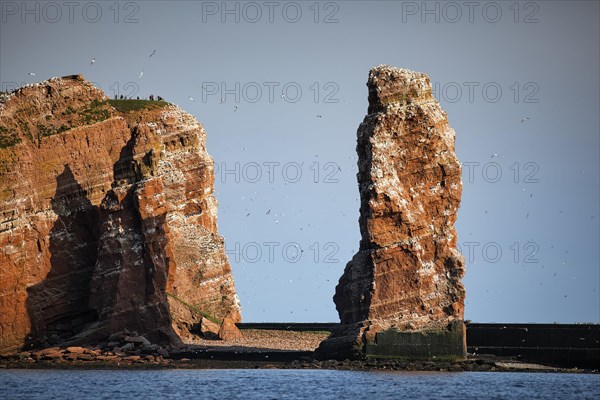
left=1, top=369, right=599, bottom=399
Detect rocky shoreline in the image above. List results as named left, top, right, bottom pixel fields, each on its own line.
left=1, top=342, right=596, bottom=374
left=1, top=329, right=597, bottom=373
left=1, top=353, right=594, bottom=374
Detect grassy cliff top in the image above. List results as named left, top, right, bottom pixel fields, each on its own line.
left=108, top=100, right=171, bottom=113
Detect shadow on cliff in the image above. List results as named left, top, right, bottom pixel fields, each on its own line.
left=25, top=165, right=100, bottom=349
left=24, top=132, right=182, bottom=350
left=85, top=128, right=179, bottom=344
left=84, top=129, right=180, bottom=346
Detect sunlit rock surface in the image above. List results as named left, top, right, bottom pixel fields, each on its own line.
left=0, top=75, right=240, bottom=353
left=317, top=66, right=466, bottom=359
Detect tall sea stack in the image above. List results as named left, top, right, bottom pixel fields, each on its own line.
left=317, top=65, right=466, bottom=360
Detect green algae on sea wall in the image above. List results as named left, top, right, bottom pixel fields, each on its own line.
left=365, top=321, right=467, bottom=361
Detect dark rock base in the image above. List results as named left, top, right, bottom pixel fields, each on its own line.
left=316, top=321, right=466, bottom=361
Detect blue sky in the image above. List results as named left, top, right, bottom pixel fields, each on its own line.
left=1, top=0, right=598, bottom=323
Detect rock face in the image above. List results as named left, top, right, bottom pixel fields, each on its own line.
left=218, top=316, right=244, bottom=341
left=317, top=66, right=465, bottom=359
left=0, top=75, right=241, bottom=354
left=200, top=317, right=220, bottom=340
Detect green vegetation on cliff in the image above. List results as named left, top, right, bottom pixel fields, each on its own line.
left=1, top=98, right=169, bottom=149
left=109, top=100, right=170, bottom=113
left=166, top=292, right=221, bottom=325
left=33, top=99, right=112, bottom=143
left=0, top=126, right=21, bottom=149
left=82, top=99, right=112, bottom=124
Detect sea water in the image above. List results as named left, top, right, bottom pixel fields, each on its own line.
left=1, top=369, right=599, bottom=399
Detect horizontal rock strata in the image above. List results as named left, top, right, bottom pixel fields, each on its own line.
left=317, top=66, right=466, bottom=360
left=0, top=75, right=240, bottom=354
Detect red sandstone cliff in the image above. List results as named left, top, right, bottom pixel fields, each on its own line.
left=0, top=75, right=240, bottom=354
left=317, top=66, right=465, bottom=359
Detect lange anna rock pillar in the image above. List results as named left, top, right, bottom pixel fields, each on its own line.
left=317, top=66, right=466, bottom=360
